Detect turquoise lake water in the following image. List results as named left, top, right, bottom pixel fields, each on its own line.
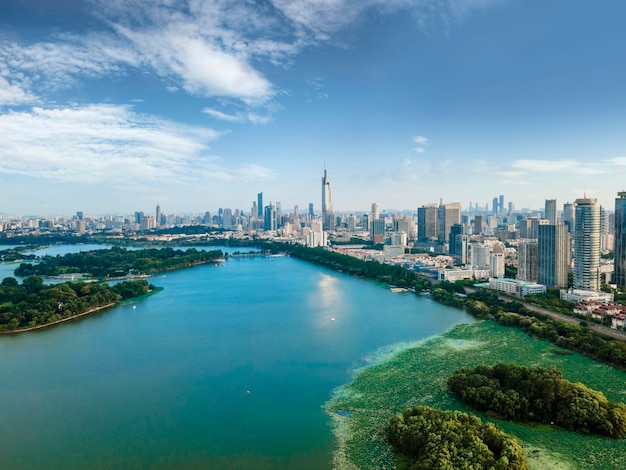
left=0, top=250, right=474, bottom=469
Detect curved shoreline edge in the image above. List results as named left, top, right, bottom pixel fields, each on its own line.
left=0, top=302, right=118, bottom=335
left=0, top=287, right=165, bottom=335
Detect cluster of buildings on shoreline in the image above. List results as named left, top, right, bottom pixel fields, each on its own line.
left=2, top=171, right=626, bottom=329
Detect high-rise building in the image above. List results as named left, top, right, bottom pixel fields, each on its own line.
left=517, top=240, right=538, bottom=282
left=308, top=203, right=314, bottom=218
left=562, top=202, right=575, bottom=232
left=471, top=244, right=490, bottom=268
left=307, top=219, right=325, bottom=247
left=371, top=202, right=380, bottom=222
left=454, top=234, right=468, bottom=264
left=222, top=208, right=233, bottom=228
left=264, top=203, right=276, bottom=231
left=519, top=216, right=548, bottom=239
left=321, top=169, right=334, bottom=231
left=537, top=224, right=570, bottom=288
left=492, top=197, right=499, bottom=215
left=437, top=202, right=461, bottom=243
left=134, top=211, right=144, bottom=225
left=348, top=214, right=358, bottom=232
left=474, top=215, right=484, bottom=234
left=449, top=223, right=464, bottom=255
left=490, top=252, right=505, bottom=278
left=614, top=192, right=626, bottom=287
left=393, top=216, right=411, bottom=237
left=417, top=204, right=438, bottom=241
left=257, top=193, right=263, bottom=218
left=275, top=201, right=282, bottom=228
left=545, top=199, right=557, bottom=225
left=155, top=204, right=162, bottom=227
left=574, top=198, right=601, bottom=291
left=600, top=206, right=608, bottom=235
left=499, top=195, right=504, bottom=215
left=370, top=218, right=385, bottom=244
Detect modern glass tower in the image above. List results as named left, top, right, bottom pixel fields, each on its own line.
left=257, top=192, right=263, bottom=218
left=417, top=203, right=437, bottom=241
left=614, top=192, right=626, bottom=287
left=322, top=169, right=333, bottom=231
left=538, top=224, right=570, bottom=288
left=574, top=197, right=601, bottom=291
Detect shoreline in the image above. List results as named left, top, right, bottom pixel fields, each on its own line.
left=0, top=302, right=117, bottom=335
left=0, top=287, right=165, bottom=335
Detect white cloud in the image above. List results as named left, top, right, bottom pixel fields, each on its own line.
left=607, top=157, right=626, bottom=166
left=203, top=108, right=245, bottom=122
left=114, top=25, right=274, bottom=102
left=0, top=104, right=247, bottom=186
left=0, top=76, right=36, bottom=106
left=247, top=113, right=272, bottom=125
left=511, top=159, right=606, bottom=175
left=0, top=0, right=508, bottom=112
left=236, top=164, right=275, bottom=182
left=498, top=171, right=525, bottom=178
left=270, top=0, right=507, bottom=39
left=414, top=147, right=426, bottom=153
left=0, top=36, right=127, bottom=93
left=202, top=108, right=272, bottom=125
left=413, top=135, right=430, bottom=145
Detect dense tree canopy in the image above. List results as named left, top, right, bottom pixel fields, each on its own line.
left=261, top=242, right=432, bottom=292
left=448, top=364, right=626, bottom=439
left=15, top=247, right=223, bottom=279
left=0, top=277, right=151, bottom=331
left=387, top=406, right=527, bottom=470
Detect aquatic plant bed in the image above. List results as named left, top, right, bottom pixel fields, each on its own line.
left=327, top=321, right=626, bottom=470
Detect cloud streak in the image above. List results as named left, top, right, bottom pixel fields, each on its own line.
left=1, top=1, right=507, bottom=109
left=0, top=104, right=271, bottom=186
left=510, top=159, right=606, bottom=175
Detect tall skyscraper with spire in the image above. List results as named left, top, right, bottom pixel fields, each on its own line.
left=322, top=168, right=334, bottom=231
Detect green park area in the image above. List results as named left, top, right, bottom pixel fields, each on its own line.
left=328, top=321, right=626, bottom=470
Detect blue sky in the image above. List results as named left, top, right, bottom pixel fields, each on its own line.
left=1, top=0, right=625, bottom=217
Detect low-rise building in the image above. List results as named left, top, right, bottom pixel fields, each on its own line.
left=487, top=278, right=546, bottom=297
left=560, top=289, right=614, bottom=304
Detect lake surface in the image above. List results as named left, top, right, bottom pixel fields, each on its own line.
left=0, top=252, right=473, bottom=469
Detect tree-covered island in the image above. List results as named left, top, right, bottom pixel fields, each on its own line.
left=0, top=277, right=151, bottom=332
left=2, top=247, right=224, bottom=332
left=387, top=406, right=528, bottom=470
left=15, top=246, right=224, bottom=279
left=447, top=363, right=626, bottom=439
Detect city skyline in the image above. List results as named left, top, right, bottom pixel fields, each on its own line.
left=2, top=1, right=626, bottom=215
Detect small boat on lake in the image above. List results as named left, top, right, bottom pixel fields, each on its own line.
left=390, top=287, right=408, bottom=293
